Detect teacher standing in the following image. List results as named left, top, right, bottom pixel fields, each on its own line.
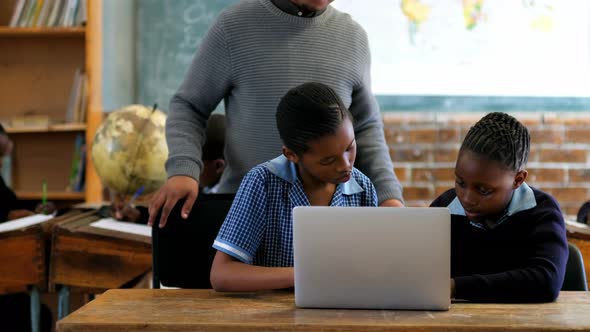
left=149, top=0, right=404, bottom=227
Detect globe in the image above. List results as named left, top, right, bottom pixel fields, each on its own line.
left=91, top=104, right=168, bottom=195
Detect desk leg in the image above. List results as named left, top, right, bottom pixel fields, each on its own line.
left=30, top=286, right=40, bottom=332
left=58, top=286, right=70, bottom=319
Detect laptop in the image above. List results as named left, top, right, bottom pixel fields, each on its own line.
left=293, top=206, right=450, bottom=310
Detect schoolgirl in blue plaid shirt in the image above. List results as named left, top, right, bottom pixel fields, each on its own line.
left=210, top=82, right=378, bottom=291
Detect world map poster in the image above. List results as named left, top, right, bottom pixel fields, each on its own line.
left=332, top=0, right=590, bottom=97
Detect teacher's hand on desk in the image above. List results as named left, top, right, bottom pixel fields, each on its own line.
left=148, top=176, right=199, bottom=228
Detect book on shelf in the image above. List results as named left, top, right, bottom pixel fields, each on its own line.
left=24, top=0, right=39, bottom=27
left=29, top=0, right=45, bottom=27
left=75, top=143, right=86, bottom=192
left=8, top=0, right=86, bottom=28
left=67, top=133, right=85, bottom=192
left=9, top=0, right=27, bottom=27
left=77, top=73, right=88, bottom=123
left=75, top=0, right=87, bottom=26
left=18, top=0, right=37, bottom=27
left=47, top=0, right=65, bottom=27
left=11, top=113, right=51, bottom=127
left=35, top=0, right=54, bottom=27
left=65, top=68, right=87, bottom=123
left=61, top=0, right=79, bottom=27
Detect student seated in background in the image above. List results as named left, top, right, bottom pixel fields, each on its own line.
left=0, top=123, right=17, bottom=221
left=209, top=82, right=377, bottom=292
left=577, top=201, right=590, bottom=224
left=112, top=114, right=226, bottom=222
left=0, top=124, right=55, bottom=222
left=431, top=112, right=567, bottom=303
left=0, top=130, right=54, bottom=330
left=197, top=113, right=226, bottom=194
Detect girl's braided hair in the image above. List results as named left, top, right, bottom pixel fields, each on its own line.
left=460, top=112, right=530, bottom=172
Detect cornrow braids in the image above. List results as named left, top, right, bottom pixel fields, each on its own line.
left=460, top=112, right=530, bottom=172
left=276, top=82, right=352, bottom=155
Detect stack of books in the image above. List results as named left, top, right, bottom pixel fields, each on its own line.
left=8, top=0, right=87, bottom=28
left=65, top=68, right=88, bottom=124
left=67, top=133, right=85, bottom=193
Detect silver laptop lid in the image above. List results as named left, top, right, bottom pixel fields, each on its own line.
left=293, top=206, right=450, bottom=310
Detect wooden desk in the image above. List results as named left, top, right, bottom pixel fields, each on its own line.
left=49, top=212, right=152, bottom=319
left=0, top=221, right=45, bottom=294
left=0, top=210, right=94, bottom=332
left=0, top=210, right=93, bottom=293
left=49, top=213, right=151, bottom=292
left=58, top=289, right=590, bottom=331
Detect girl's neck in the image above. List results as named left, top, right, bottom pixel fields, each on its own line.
left=297, top=165, right=336, bottom=206
left=304, top=184, right=336, bottom=206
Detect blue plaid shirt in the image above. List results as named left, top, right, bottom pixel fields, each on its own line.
left=213, top=155, right=377, bottom=267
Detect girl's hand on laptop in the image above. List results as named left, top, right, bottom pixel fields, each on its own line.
left=379, top=199, right=404, bottom=207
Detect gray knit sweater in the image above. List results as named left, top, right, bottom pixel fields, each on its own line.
left=166, top=0, right=403, bottom=204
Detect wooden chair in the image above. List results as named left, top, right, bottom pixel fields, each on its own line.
left=152, top=194, right=235, bottom=289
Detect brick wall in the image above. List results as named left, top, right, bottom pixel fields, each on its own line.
left=383, top=112, right=590, bottom=216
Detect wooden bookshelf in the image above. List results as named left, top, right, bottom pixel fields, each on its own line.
left=0, top=0, right=103, bottom=203
left=5, top=123, right=86, bottom=134
left=16, top=191, right=86, bottom=200
left=0, top=27, right=85, bottom=36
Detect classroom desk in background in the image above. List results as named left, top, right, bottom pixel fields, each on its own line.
left=0, top=210, right=96, bottom=332
left=0, top=210, right=95, bottom=293
left=49, top=212, right=151, bottom=292
left=49, top=211, right=152, bottom=319
left=57, top=289, right=590, bottom=332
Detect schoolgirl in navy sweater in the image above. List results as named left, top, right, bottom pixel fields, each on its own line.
left=431, top=112, right=567, bottom=302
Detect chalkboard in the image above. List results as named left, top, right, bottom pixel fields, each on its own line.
left=136, top=0, right=240, bottom=112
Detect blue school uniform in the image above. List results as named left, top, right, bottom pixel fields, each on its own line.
left=213, top=155, right=377, bottom=266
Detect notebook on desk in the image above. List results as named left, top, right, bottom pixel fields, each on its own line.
left=293, top=206, right=450, bottom=310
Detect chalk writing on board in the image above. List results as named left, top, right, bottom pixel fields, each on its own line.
left=179, top=3, right=218, bottom=50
